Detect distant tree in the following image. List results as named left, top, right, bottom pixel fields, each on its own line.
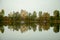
left=33, top=11, right=37, bottom=18
left=31, top=11, right=37, bottom=21
left=59, top=11, right=60, bottom=19
left=1, top=9, right=4, bottom=13
left=8, top=12, right=13, bottom=17
left=53, top=10, right=59, bottom=20
left=42, top=12, right=50, bottom=23
left=39, top=11, right=42, bottom=17
left=37, top=11, right=42, bottom=22
left=43, top=12, right=50, bottom=18
left=0, top=9, right=5, bottom=24
left=29, top=13, right=31, bottom=17
left=1, top=9, right=5, bottom=17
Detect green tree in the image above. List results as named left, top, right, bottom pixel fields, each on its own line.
left=39, top=11, right=42, bottom=17
left=0, top=9, right=5, bottom=24
left=1, top=9, right=5, bottom=17
left=53, top=10, right=59, bottom=20
left=31, top=11, right=37, bottom=21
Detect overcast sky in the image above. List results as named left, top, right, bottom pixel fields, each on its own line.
left=0, top=0, right=60, bottom=16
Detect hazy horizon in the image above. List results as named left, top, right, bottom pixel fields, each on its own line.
left=0, top=0, right=60, bottom=16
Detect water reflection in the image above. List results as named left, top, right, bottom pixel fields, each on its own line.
left=0, top=21, right=60, bottom=33
left=0, top=9, right=60, bottom=33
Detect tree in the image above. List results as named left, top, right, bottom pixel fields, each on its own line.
left=29, top=13, right=31, bottom=17
left=39, top=11, right=42, bottom=17
left=38, top=11, right=42, bottom=22
left=31, top=11, right=37, bottom=21
left=1, top=9, right=5, bottom=17
left=28, top=13, right=31, bottom=19
left=1, top=9, right=4, bottom=14
left=33, top=11, right=37, bottom=18
left=42, top=12, right=50, bottom=23
left=53, top=10, right=59, bottom=20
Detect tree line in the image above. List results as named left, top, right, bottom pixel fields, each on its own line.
left=0, top=9, right=60, bottom=23
left=0, top=9, right=60, bottom=33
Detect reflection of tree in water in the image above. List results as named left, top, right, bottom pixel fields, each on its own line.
left=53, top=23, right=59, bottom=33
left=0, top=14, right=4, bottom=33
left=41, top=23, right=50, bottom=31
left=20, top=24, right=28, bottom=33
left=8, top=22, right=21, bottom=31
left=0, top=21, right=60, bottom=33
left=0, top=25, right=4, bottom=33
left=27, top=22, right=37, bottom=32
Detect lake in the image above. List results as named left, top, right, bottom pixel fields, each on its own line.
left=0, top=23, right=60, bottom=40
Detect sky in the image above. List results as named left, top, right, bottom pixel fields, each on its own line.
left=0, top=0, right=60, bottom=16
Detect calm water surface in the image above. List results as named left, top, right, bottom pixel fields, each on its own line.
left=0, top=24, right=60, bottom=40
